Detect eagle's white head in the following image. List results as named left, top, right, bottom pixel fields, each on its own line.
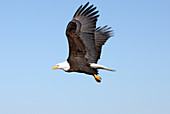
left=53, top=61, right=70, bottom=71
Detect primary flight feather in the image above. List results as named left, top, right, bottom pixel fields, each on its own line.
left=53, top=2, right=115, bottom=83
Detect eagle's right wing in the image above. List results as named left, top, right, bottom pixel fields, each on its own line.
left=66, top=2, right=99, bottom=63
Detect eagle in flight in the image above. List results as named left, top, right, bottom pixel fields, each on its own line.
left=53, top=2, right=115, bottom=83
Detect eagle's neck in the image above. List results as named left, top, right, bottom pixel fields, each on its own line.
left=60, top=61, right=70, bottom=71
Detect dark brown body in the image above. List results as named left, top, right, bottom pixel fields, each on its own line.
left=66, top=22, right=98, bottom=75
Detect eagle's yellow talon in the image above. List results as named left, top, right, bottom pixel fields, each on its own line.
left=94, top=74, right=101, bottom=83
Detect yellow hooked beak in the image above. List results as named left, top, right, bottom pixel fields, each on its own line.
left=53, top=65, right=59, bottom=70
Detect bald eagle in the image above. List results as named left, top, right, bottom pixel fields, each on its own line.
left=53, top=2, right=115, bottom=83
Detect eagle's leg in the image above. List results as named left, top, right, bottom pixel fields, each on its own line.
left=94, top=74, right=102, bottom=83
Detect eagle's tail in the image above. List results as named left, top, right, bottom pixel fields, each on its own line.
left=90, top=63, right=116, bottom=72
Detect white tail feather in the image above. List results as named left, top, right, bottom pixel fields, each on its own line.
left=90, top=63, right=116, bottom=72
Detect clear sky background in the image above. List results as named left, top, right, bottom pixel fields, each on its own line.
left=0, top=0, right=170, bottom=114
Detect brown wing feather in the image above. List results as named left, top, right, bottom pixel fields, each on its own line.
left=69, top=2, right=99, bottom=63
left=66, top=2, right=113, bottom=64
left=94, top=26, right=113, bottom=63
left=66, top=21, right=98, bottom=75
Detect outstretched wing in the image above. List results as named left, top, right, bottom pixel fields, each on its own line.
left=66, top=2, right=99, bottom=63
left=94, top=26, right=113, bottom=63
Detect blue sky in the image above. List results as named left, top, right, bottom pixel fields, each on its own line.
left=0, top=0, right=170, bottom=114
